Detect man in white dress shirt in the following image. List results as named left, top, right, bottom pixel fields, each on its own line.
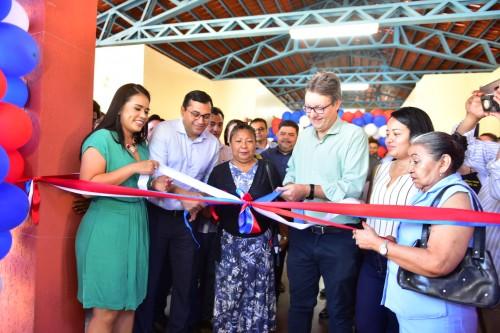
left=134, top=90, right=219, bottom=333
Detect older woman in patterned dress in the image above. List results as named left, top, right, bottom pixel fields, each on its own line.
left=207, top=123, right=281, bottom=333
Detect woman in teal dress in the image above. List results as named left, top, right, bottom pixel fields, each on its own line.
left=77, top=84, right=171, bottom=333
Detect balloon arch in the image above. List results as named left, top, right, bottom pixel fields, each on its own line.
left=270, top=107, right=392, bottom=158
left=0, top=0, right=40, bottom=260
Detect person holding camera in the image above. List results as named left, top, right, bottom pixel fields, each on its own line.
left=455, top=86, right=500, bottom=333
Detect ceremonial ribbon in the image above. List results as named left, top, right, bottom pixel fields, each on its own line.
left=235, top=189, right=261, bottom=234
left=25, top=166, right=500, bottom=229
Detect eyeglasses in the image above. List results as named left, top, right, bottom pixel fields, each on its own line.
left=303, top=102, right=333, bottom=114
left=187, top=110, right=211, bottom=121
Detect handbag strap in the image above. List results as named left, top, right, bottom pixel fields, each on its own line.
left=264, top=160, right=276, bottom=190
left=421, top=183, right=485, bottom=260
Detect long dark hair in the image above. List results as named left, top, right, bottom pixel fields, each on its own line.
left=391, top=107, right=434, bottom=139
left=81, top=84, right=150, bottom=153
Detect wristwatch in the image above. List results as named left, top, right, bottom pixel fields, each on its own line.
left=307, top=184, right=315, bottom=200
left=379, top=240, right=389, bottom=257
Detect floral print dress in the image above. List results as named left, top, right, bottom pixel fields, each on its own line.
left=213, top=162, right=276, bottom=333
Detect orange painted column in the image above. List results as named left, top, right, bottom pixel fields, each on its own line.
left=0, top=1, right=97, bottom=332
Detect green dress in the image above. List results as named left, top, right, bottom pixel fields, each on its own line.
left=76, top=129, right=149, bottom=310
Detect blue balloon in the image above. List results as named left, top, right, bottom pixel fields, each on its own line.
left=0, top=23, right=40, bottom=76
left=282, top=111, right=292, bottom=120
left=338, top=109, right=344, bottom=118
left=378, top=137, right=386, bottom=147
left=373, top=115, right=387, bottom=127
left=291, top=111, right=301, bottom=123
left=0, top=0, right=12, bottom=21
left=1, top=76, right=28, bottom=107
left=0, top=231, right=12, bottom=260
left=362, top=112, right=374, bottom=124
left=0, top=182, right=29, bottom=232
left=268, top=127, right=274, bottom=138
left=352, top=117, right=365, bottom=127
left=0, top=145, right=8, bottom=183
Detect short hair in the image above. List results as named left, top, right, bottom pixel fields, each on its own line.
left=229, top=123, right=256, bottom=142
left=147, top=114, right=163, bottom=123
left=391, top=107, right=434, bottom=139
left=411, top=132, right=465, bottom=174
left=250, top=118, right=267, bottom=128
left=211, top=106, right=224, bottom=118
left=368, top=137, right=378, bottom=145
left=306, top=72, right=342, bottom=103
left=223, top=119, right=244, bottom=146
left=479, top=133, right=498, bottom=141
left=182, top=90, right=213, bottom=108
left=278, top=120, right=299, bottom=133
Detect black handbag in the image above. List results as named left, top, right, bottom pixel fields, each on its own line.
left=397, top=184, right=500, bottom=308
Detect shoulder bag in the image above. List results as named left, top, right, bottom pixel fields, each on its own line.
left=397, top=184, right=500, bottom=308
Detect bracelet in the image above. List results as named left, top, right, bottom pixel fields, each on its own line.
left=307, top=184, right=315, bottom=200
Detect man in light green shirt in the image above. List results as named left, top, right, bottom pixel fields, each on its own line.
left=278, top=72, right=368, bottom=333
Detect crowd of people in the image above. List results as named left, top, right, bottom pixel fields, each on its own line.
left=75, top=72, right=499, bottom=333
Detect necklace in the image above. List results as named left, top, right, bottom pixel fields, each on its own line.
left=126, top=143, right=137, bottom=154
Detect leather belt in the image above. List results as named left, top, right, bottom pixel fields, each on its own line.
left=163, top=210, right=185, bottom=217
left=310, top=223, right=361, bottom=235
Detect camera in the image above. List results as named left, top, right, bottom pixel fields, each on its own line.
left=481, top=95, right=499, bottom=112
left=479, top=79, right=499, bottom=112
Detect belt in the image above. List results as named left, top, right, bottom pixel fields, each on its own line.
left=310, top=223, right=362, bottom=235
left=163, top=210, right=185, bottom=217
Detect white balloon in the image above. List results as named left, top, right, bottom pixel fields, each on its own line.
left=363, top=123, right=378, bottom=137
left=373, top=134, right=380, bottom=140
left=2, top=0, right=29, bottom=31
left=378, top=125, right=387, bottom=138
left=299, top=115, right=310, bottom=128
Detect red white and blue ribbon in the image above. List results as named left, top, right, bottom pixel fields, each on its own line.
left=23, top=164, right=500, bottom=230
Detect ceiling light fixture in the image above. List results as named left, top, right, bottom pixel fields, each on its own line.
left=289, top=22, right=379, bottom=40
left=341, top=83, right=370, bottom=91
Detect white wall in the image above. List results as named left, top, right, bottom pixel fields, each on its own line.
left=93, top=45, right=145, bottom=112
left=403, top=68, right=500, bottom=134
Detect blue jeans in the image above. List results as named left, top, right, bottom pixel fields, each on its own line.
left=287, top=227, right=360, bottom=333
left=355, top=250, right=398, bottom=333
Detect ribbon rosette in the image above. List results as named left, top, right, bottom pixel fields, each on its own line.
left=236, top=189, right=261, bottom=234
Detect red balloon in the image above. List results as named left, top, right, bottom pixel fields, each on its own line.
left=0, top=102, right=32, bottom=150
left=271, top=117, right=281, bottom=135
left=5, top=149, right=24, bottom=182
left=0, top=69, right=6, bottom=99
left=354, top=110, right=363, bottom=118
left=377, top=146, right=387, bottom=158
left=341, top=111, right=354, bottom=122
left=371, top=109, right=384, bottom=116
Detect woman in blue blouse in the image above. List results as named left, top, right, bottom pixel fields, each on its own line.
left=353, top=132, right=478, bottom=332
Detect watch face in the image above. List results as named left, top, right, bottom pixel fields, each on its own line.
left=379, top=242, right=388, bottom=256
